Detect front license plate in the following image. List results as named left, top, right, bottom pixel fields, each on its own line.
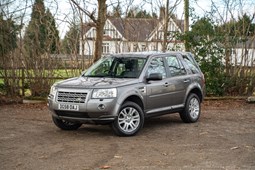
left=58, top=104, right=79, bottom=111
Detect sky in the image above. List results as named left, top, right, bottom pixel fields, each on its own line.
left=3, top=0, right=255, bottom=39
left=51, top=0, right=255, bottom=38
left=48, top=0, right=214, bottom=38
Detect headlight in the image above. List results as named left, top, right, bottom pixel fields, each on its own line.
left=50, top=84, right=57, bottom=95
left=92, top=88, right=117, bottom=98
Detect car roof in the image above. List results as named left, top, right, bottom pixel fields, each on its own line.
left=108, top=51, right=190, bottom=59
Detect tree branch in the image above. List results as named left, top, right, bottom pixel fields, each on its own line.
left=69, top=0, right=97, bottom=23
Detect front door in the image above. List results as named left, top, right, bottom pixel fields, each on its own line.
left=145, top=57, right=171, bottom=112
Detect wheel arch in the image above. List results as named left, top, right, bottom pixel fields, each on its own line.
left=112, top=95, right=145, bottom=136
left=186, top=87, right=203, bottom=103
left=122, top=95, right=144, bottom=111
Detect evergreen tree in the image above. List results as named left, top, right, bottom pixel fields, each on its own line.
left=126, top=7, right=153, bottom=18
left=191, top=17, right=215, bottom=37
left=0, top=15, right=18, bottom=58
left=23, top=0, right=60, bottom=96
left=24, top=0, right=59, bottom=57
left=45, top=9, right=60, bottom=53
left=135, top=10, right=152, bottom=18
left=24, top=0, right=46, bottom=56
left=236, top=13, right=255, bottom=37
left=216, top=14, right=255, bottom=38
left=152, top=12, right=158, bottom=18
left=109, top=4, right=122, bottom=17
left=179, top=17, right=227, bottom=95
left=61, top=24, right=80, bottom=54
left=181, top=17, right=215, bottom=49
left=0, top=14, right=20, bottom=96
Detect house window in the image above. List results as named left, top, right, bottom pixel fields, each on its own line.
left=133, top=44, right=138, bottom=52
left=151, top=45, right=157, bottom=51
left=102, top=43, right=110, bottom=54
left=142, top=45, right=146, bottom=51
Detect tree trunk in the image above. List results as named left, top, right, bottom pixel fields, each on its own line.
left=184, top=0, right=189, bottom=51
left=93, top=0, right=107, bottom=62
left=162, top=0, right=169, bottom=52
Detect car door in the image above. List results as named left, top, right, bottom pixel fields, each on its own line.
left=164, top=54, right=190, bottom=107
left=145, top=57, right=171, bottom=113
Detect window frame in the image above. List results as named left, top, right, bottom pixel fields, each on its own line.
left=102, top=42, right=110, bottom=54
left=181, top=54, right=201, bottom=75
left=146, top=56, right=167, bottom=79
left=165, top=54, right=187, bottom=77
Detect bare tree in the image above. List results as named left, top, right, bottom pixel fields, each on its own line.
left=184, top=0, right=189, bottom=51
left=144, top=0, right=182, bottom=51
left=192, top=0, right=255, bottom=95
left=0, top=0, right=30, bottom=96
left=70, top=0, right=107, bottom=62
left=162, top=0, right=169, bottom=52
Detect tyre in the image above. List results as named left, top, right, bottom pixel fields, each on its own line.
left=111, top=101, right=144, bottom=136
left=52, top=116, right=82, bottom=130
left=179, top=93, right=201, bottom=123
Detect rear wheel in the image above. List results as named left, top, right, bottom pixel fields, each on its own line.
left=179, top=93, right=201, bottom=123
left=52, top=116, right=82, bottom=130
left=111, top=101, right=144, bottom=136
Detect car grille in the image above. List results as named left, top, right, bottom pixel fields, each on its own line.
left=57, top=91, right=87, bottom=103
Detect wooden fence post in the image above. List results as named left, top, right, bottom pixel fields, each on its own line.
left=21, top=67, right=25, bottom=97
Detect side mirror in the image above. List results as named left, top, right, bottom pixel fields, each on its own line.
left=146, top=73, right=162, bottom=81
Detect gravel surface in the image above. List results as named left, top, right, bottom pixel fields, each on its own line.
left=0, top=100, right=255, bottom=170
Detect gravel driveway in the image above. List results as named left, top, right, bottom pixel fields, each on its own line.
left=0, top=100, right=255, bottom=170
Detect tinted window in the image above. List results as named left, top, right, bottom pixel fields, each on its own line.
left=182, top=55, right=200, bottom=74
left=147, top=57, right=166, bottom=78
left=166, top=55, right=186, bottom=77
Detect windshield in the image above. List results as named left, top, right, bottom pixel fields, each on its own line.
left=83, top=56, right=147, bottom=78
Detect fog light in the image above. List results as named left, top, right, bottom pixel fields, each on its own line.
left=98, top=104, right=106, bottom=110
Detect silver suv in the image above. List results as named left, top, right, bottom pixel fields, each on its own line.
left=48, top=52, right=205, bottom=136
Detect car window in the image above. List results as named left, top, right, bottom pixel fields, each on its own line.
left=147, top=57, right=166, bottom=78
left=84, top=56, right=146, bottom=78
left=166, top=55, right=186, bottom=77
left=118, top=58, right=145, bottom=78
left=182, top=55, right=200, bottom=74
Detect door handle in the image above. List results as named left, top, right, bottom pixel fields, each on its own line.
left=164, top=82, right=169, bottom=87
left=184, top=79, right=190, bottom=83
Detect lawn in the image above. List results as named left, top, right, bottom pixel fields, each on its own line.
left=0, top=69, right=84, bottom=96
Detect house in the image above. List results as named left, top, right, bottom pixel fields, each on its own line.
left=230, top=38, right=255, bottom=66
left=79, top=16, right=184, bottom=56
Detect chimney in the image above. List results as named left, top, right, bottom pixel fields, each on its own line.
left=159, top=7, right=165, bottom=20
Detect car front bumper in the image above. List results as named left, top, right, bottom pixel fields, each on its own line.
left=48, top=91, right=120, bottom=123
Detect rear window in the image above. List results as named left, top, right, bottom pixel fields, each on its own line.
left=182, top=55, right=200, bottom=74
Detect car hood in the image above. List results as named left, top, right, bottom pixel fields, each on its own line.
left=55, top=76, right=139, bottom=89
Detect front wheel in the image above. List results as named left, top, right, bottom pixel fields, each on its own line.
left=52, top=116, right=82, bottom=130
left=111, top=101, right=144, bottom=136
left=179, top=93, right=201, bottom=123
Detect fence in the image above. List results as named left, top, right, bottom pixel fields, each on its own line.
left=1, top=67, right=255, bottom=97
left=0, top=67, right=81, bottom=97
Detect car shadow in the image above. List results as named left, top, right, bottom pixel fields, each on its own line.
left=66, top=114, right=183, bottom=137
left=53, top=114, right=183, bottom=137
left=144, top=114, right=183, bottom=128
left=77, top=124, right=114, bottom=136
